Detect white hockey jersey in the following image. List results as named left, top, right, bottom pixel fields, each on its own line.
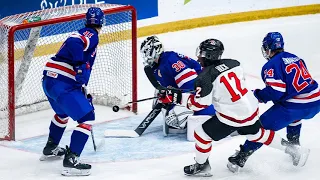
left=181, top=59, right=259, bottom=127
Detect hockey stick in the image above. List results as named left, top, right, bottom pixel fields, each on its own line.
left=112, top=96, right=158, bottom=112
left=104, top=103, right=165, bottom=138
left=90, top=126, right=97, bottom=151
left=104, top=66, right=194, bottom=138
left=82, top=85, right=103, bottom=151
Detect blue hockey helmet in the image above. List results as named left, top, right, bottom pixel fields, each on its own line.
left=261, top=32, right=284, bottom=60
left=86, top=7, right=104, bottom=26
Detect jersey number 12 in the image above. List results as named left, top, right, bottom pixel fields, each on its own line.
left=220, top=72, right=248, bottom=102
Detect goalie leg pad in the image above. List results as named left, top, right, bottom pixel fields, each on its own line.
left=164, top=105, right=192, bottom=131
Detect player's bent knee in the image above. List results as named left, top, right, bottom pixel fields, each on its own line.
left=187, top=115, right=211, bottom=141
left=194, top=125, right=212, bottom=142
left=77, top=111, right=95, bottom=124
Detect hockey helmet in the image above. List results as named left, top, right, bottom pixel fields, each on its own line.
left=140, top=35, right=164, bottom=66
left=261, top=32, right=284, bottom=60
left=196, top=38, right=224, bottom=67
left=86, top=7, right=104, bottom=26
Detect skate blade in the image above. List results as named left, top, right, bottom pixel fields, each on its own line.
left=227, top=162, right=241, bottom=173
left=39, top=154, right=63, bottom=161
left=184, top=171, right=213, bottom=177
left=61, top=167, right=91, bottom=176
left=296, top=148, right=310, bottom=167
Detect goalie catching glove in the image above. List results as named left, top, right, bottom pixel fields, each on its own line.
left=158, top=88, right=182, bottom=105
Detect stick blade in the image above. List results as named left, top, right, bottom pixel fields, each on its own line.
left=104, top=129, right=140, bottom=138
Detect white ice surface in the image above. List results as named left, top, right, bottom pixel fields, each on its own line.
left=1, top=14, right=320, bottom=180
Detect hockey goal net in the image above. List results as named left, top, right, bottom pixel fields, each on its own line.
left=0, top=4, right=137, bottom=140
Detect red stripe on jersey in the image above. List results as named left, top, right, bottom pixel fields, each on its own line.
left=46, top=62, right=76, bottom=76
left=194, top=132, right=211, bottom=144
left=293, top=120, right=301, bottom=123
left=79, top=35, right=88, bottom=50
left=188, top=95, right=209, bottom=109
left=218, top=108, right=259, bottom=124
left=264, top=131, right=275, bottom=145
left=251, top=128, right=265, bottom=142
left=175, top=71, right=197, bottom=84
left=293, top=91, right=320, bottom=99
left=54, top=114, right=68, bottom=124
left=266, top=82, right=286, bottom=88
left=195, top=144, right=212, bottom=153
left=77, top=123, right=92, bottom=131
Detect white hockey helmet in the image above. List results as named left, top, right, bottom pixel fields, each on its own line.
left=140, top=35, right=164, bottom=66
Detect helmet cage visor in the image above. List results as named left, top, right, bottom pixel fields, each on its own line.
left=140, top=41, right=162, bottom=66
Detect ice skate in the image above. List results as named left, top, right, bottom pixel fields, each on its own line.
left=184, top=159, right=212, bottom=177
left=39, top=137, right=66, bottom=161
left=227, top=145, right=254, bottom=173
left=61, top=146, right=91, bottom=176
left=285, top=144, right=310, bottom=167
left=287, top=134, right=300, bottom=146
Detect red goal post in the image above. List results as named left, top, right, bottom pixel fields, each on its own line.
left=0, top=4, right=137, bottom=141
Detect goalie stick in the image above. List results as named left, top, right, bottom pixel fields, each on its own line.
left=104, top=103, right=165, bottom=138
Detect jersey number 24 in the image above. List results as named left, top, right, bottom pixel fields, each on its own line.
left=285, top=60, right=313, bottom=92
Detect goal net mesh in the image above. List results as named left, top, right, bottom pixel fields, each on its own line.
left=0, top=4, right=136, bottom=140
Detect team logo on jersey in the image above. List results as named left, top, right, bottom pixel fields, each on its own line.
left=46, top=71, right=58, bottom=78
left=158, top=69, right=162, bottom=77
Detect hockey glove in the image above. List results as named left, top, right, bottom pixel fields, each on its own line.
left=253, top=89, right=264, bottom=103
left=74, top=63, right=91, bottom=85
left=81, top=86, right=94, bottom=110
left=86, top=94, right=95, bottom=110
left=158, top=88, right=182, bottom=105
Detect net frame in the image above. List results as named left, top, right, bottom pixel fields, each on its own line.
left=0, top=5, right=137, bottom=141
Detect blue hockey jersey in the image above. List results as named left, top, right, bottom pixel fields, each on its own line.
left=152, top=51, right=202, bottom=91
left=255, top=51, right=320, bottom=109
left=43, top=27, right=99, bottom=85
left=152, top=51, right=215, bottom=114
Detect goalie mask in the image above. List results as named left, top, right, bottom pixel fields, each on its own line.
left=140, top=36, right=164, bottom=66
left=196, top=38, right=224, bottom=67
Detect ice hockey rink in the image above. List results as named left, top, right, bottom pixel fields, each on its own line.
left=1, top=14, right=320, bottom=180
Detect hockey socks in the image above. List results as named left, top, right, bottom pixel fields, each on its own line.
left=287, top=121, right=302, bottom=145
left=69, top=123, right=92, bottom=156
left=49, top=114, right=68, bottom=144
left=194, top=126, right=213, bottom=164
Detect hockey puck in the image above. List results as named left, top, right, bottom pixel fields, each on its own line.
left=112, top=106, right=120, bottom=112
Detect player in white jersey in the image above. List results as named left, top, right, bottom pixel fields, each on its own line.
left=156, top=39, right=310, bottom=176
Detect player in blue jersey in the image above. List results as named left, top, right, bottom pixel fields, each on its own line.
left=40, top=7, right=104, bottom=176
left=140, top=36, right=215, bottom=138
left=227, top=32, right=320, bottom=172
